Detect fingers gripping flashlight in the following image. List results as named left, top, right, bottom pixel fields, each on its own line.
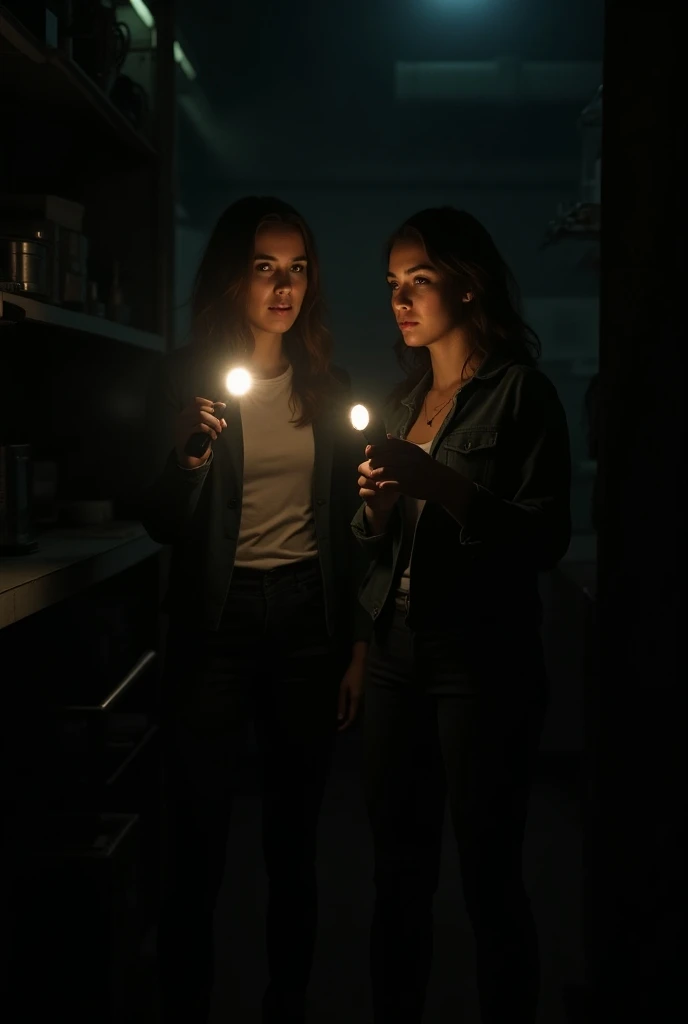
left=184, top=367, right=253, bottom=458
left=350, top=404, right=387, bottom=448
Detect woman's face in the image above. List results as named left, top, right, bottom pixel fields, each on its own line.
left=387, top=238, right=467, bottom=350
left=247, top=223, right=309, bottom=339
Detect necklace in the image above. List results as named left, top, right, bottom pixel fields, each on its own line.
left=423, top=384, right=464, bottom=426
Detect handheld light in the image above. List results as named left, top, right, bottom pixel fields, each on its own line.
left=350, top=404, right=388, bottom=448
left=225, top=367, right=252, bottom=396
left=184, top=367, right=253, bottom=458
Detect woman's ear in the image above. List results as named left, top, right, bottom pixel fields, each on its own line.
left=462, top=291, right=474, bottom=304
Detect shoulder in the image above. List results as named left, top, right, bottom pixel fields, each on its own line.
left=498, top=364, right=567, bottom=442
left=501, top=363, right=562, bottom=409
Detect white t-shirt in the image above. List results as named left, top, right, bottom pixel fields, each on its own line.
left=234, top=365, right=318, bottom=570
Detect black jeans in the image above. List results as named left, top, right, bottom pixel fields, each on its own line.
left=157, top=559, right=339, bottom=1024
left=365, top=609, right=547, bottom=1024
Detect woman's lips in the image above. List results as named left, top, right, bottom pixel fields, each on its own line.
left=399, top=321, right=419, bottom=330
left=268, top=306, right=293, bottom=315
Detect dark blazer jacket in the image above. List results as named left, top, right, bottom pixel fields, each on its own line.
left=141, top=344, right=372, bottom=650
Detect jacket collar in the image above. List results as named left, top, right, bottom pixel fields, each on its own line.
left=400, top=348, right=517, bottom=410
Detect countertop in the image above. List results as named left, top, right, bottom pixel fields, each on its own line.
left=0, top=522, right=161, bottom=629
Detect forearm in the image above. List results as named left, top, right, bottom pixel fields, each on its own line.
left=351, top=501, right=396, bottom=555
left=364, top=503, right=395, bottom=536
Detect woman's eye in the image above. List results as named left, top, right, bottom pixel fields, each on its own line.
left=387, top=281, right=397, bottom=291
left=256, top=263, right=271, bottom=272
left=291, top=264, right=305, bottom=273
left=414, top=276, right=429, bottom=286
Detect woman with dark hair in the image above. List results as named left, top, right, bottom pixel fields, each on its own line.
left=353, top=207, right=571, bottom=1023
left=141, top=196, right=369, bottom=1024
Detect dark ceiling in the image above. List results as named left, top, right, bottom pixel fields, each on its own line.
left=177, top=0, right=605, bottom=202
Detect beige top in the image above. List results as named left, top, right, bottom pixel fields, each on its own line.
left=397, top=440, right=433, bottom=597
left=234, top=365, right=318, bottom=570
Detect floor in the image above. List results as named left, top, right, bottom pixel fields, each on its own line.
left=178, top=726, right=587, bottom=1024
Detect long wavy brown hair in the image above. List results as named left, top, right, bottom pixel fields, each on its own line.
left=190, top=196, right=335, bottom=426
left=387, top=207, right=541, bottom=401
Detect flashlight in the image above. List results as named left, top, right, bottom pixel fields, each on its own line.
left=184, top=367, right=253, bottom=458
left=350, top=404, right=387, bottom=448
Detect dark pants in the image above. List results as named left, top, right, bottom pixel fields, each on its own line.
left=365, top=609, right=547, bottom=1024
left=157, top=559, right=339, bottom=1024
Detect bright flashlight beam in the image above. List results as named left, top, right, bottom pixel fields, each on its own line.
left=350, top=404, right=370, bottom=431
left=226, top=368, right=252, bottom=396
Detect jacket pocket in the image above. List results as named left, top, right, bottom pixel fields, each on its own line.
left=441, top=427, right=499, bottom=486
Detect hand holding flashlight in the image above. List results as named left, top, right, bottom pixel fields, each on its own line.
left=179, top=368, right=252, bottom=466
left=350, top=404, right=400, bottom=524
left=350, top=404, right=388, bottom=449
left=176, top=398, right=228, bottom=468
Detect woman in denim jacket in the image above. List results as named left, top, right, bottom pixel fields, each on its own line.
left=353, top=207, right=571, bottom=1024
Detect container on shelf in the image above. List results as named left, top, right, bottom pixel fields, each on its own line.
left=0, top=195, right=88, bottom=308
left=0, top=235, right=50, bottom=298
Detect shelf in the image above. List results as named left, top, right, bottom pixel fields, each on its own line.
left=0, top=523, right=161, bottom=629
left=0, top=291, right=165, bottom=352
left=0, top=4, right=156, bottom=160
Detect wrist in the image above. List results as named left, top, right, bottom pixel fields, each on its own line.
left=350, top=640, right=369, bottom=664
left=364, top=503, right=391, bottom=533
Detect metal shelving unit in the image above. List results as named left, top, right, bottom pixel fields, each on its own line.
left=0, top=289, right=165, bottom=351
left=0, top=0, right=176, bottom=346
left=0, top=10, right=176, bottom=1008
left=0, top=4, right=158, bottom=159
